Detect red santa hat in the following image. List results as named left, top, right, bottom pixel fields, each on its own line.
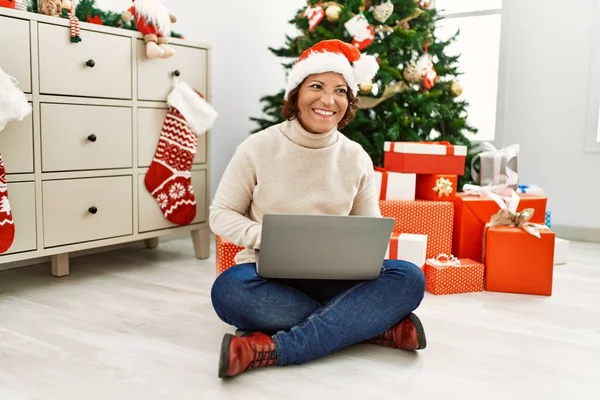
left=284, top=39, right=379, bottom=99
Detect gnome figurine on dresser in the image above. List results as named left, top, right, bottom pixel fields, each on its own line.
left=122, top=0, right=177, bottom=59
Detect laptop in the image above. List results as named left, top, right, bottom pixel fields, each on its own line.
left=255, top=213, right=395, bottom=280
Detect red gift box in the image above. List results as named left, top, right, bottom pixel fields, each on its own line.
left=416, top=174, right=457, bottom=201
left=379, top=200, right=453, bottom=259
left=383, top=141, right=467, bottom=175
left=485, top=226, right=555, bottom=296
left=452, top=192, right=547, bottom=263
left=216, top=235, right=243, bottom=276
left=424, top=255, right=484, bottom=295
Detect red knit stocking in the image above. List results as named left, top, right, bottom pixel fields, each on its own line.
left=144, top=107, right=197, bottom=225
left=0, top=153, right=15, bottom=254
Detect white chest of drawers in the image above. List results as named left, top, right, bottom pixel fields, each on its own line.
left=0, top=8, right=211, bottom=276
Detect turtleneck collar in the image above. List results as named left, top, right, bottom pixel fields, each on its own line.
left=280, top=118, right=339, bottom=149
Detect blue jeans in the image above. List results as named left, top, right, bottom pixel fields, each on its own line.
left=210, top=259, right=425, bottom=366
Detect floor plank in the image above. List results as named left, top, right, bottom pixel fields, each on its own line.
left=0, top=238, right=599, bottom=400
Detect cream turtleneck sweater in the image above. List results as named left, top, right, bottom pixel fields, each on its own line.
left=209, top=118, right=381, bottom=265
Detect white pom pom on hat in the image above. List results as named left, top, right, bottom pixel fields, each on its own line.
left=284, top=39, right=379, bottom=99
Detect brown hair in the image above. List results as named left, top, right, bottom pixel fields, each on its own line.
left=281, top=84, right=359, bottom=129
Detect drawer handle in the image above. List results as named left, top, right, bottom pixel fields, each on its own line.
left=173, top=70, right=180, bottom=77
left=86, top=59, right=96, bottom=68
left=88, top=206, right=98, bottom=215
left=87, top=134, right=97, bottom=142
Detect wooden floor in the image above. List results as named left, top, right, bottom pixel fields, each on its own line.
left=0, top=237, right=599, bottom=400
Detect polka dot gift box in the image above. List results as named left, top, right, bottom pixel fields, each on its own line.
left=216, top=235, right=243, bottom=275
left=424, top=254, right=484, bottom=295
left=379, top=200, right=453, bottom=259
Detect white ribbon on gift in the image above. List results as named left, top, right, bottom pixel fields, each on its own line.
left=425, top=253, right=461, bottom=268
left=462, top=182, right=517, bottom=204
left=471, top=142, right=519, bottom=186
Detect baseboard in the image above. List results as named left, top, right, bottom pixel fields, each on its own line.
left=551, top=224, right=600, bottom=243
left=0, top=231, right=203, bottom=273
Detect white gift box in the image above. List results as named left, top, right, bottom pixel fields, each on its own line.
left=373, top=168, right=416, bottom=201
left=385, top=233, right=428, bottom=268
left=554, top=238, right=570, bottom=265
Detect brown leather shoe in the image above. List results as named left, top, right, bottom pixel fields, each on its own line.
left=365, top=313, right=426, bottom=350
left=218, top=332, right=278, bottom=378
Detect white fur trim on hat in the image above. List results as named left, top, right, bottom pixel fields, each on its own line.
left=285, top=51, right=358, bottom=99
left=167, top=81, right=218, bottom=135
left=284, top=51, right=379, bottom=99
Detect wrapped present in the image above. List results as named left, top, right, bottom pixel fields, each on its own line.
left=216, top=235, right=243, bottom=275
left=415, top=174, right=457, bottom=201
left=517, top=184, right=545, bottom=196
left=373, top=167, right=416, bottom=201
left=453, top=186, right=547, bottom=262
left=554, top=237, right=570, bottom=265
left=383, top=141, right=467, bottom=175
left=379, top=200, right=453, bottom=259
left=385, top=233, right=428, bottom=269
left=484, top=192, right=555, bottom=296
left=471, top=142, right=519, bottom=189
left=424, top=254, right=484, bottom=295
left=545, top=210, right=552, bottom=228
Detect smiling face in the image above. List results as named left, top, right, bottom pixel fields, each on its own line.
left=295, top=72, right=350, bottom=134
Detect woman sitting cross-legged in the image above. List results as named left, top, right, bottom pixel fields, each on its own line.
left=209, top=39, right=426, bottom=379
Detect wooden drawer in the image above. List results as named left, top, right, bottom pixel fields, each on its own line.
left=0, top=16, right=31, bottom=93
left=137, top=107, right=206, bottom=167
left=137, top=40, right=207, bottom=101
left=38, top=23, right=132, bottom=99
left=0, top=105, right=34, bottom=174
left=40, top=103, right=133, bottom=172
left=138, top=170, right=206, bottom=232
left=2, top=182, right=37, bottom=255
left=42, top=176, right=133, bottom=247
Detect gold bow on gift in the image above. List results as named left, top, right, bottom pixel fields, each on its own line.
left=433, top=177, right=454, bottom=197
left=485, top=191, right=547, bottom=239
left=426, top=254, right=461, bottom=268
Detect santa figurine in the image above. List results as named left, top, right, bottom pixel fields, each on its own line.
left=122, top=0, right=177, bottom=59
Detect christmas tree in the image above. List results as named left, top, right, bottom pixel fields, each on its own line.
left=250, top=0, right=478, bottom=186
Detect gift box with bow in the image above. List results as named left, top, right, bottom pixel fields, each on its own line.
left=380, top=200, right=453, bottom=259
left=424, top=254, right=484, bottom=295
left=484, top=192, right=555, bottom=296
left=471, top=142, right=519, bottom=189
left=373, top=167, right=416, bottom=201
left=383, top=141, right=467, bottom=175
left=452, top=184, right=547, bottom=263
left=385, top=233, right=428, bottom=269
left=216, top=235, right=244, bottom=276
left=416, top=174, right=457, bottom=202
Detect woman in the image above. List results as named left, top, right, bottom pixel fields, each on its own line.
left=209, top=39, right=426, bottom=379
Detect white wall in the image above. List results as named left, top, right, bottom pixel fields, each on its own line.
left=95, top=0, right=306, bottom=200
left=500, top=0, right=600, bottom=229
left=96, top=0, right=600, bottom=230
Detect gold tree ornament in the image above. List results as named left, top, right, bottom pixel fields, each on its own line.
left=359, top=81, right=374, bottom=94
left=325, top=4, right=342, bottom=22
left=450, top=81, right=463, bottom=97
left=403, top=62, right=422, bottom=83
left=372, top=0, right=394, bottom=23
